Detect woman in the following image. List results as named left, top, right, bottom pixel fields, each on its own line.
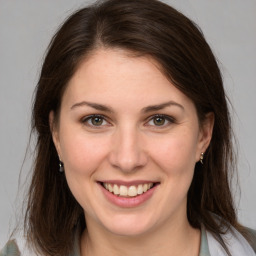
left=1, top=0, right=255, bottom=255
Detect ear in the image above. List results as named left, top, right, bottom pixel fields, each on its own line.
left=49, top=111, right=61, bottom=159
left=196, top=112, right=214, bottom=161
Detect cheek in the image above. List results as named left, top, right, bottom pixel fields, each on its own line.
left=59, top=131, right=110, bottom=211
left=59, top=129, right=109, bottom=177
left=150, top=131, right=198, bottom=175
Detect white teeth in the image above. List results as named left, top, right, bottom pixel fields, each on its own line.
left=108, top=183, right=113, bottom=192
left=103, top=182, right=155, bottom=197
left=128, top=186, right=137, bottom=197
left=119, top=185, right=128, bottom=196
left=113, top=184, right=119, bottom=195
left=137, top=184, right=143, bottom=195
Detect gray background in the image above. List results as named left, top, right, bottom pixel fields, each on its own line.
left=0, top=0, right=255, bottom=246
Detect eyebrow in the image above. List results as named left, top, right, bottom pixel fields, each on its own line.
left=70, top=100, right=184, bottom=113
left=71, top=101, right=113, bottom=113
left=141, top=101, right=184, bottom=113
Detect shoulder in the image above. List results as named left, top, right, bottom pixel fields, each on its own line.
left=0, top=240, right=20, bottom=256
left=246, top=227, right=256, bottom=253
left=206, top=226, right=256, bottom=255
left=0, top=230, right=80, bottom=256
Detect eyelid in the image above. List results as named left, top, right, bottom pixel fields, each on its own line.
left=81, top=114, right=111, bottom=128
left=145, top=114, right=175, bottom=127
left=80, top=113, right=175, bottom=129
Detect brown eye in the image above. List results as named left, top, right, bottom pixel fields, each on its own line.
left=82, top=115, right=108, bottom=127
left=91, top=116, right=103, bottom=126
left=153, top=116, right=166, bottom=126
left=146, top=114, right=175, bottom=128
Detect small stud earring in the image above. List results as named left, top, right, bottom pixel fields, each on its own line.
left=59, top=160, right=64, bottom=172
left=200, top=152, right=204, bottom=165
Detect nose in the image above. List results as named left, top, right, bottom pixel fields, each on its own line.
left=108, top=126, right=148, bottom=172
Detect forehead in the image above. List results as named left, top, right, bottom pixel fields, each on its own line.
left=62, top=48, right=195, bottom=112
left=70, top=48, right=165, bottom=91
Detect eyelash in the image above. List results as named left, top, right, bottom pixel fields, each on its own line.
left=146, top=114, right=175, bottom=128
left=81, top=114, right=175, bottom=128
left=81, top=114, right=109, bottom=128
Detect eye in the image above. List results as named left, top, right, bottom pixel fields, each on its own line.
left=146, top=114, right=174, bottom=127
left=82, top=115, right=109, bottom=127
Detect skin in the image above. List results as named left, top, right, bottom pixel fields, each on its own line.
left=50, top=48, right=214, bottom=256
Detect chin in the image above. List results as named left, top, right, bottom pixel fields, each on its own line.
left=101, top=214, right=155, bottom=237
left=107, top=225, right=151, bottom=237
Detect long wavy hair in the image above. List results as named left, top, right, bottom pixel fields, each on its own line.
left=25, top=0, right=245, bottom=255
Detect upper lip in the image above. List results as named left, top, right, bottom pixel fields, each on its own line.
left=98, top=180, right=159, bottom=186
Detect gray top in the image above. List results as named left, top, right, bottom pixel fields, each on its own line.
left=1, top=226, right=256, bottom=256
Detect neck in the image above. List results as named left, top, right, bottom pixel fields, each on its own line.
left=80, top=215, right=200, bottom=256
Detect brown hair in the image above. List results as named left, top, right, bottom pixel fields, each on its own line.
left=26, top=0, right=242, bottom=255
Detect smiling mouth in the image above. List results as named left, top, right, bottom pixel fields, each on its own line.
left=100, top=182, right=160, bottom=197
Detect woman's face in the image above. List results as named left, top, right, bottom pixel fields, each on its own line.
left=51, top=48, right=213, bottom=236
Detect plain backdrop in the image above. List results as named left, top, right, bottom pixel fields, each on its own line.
left=0, top=0, right=256, bottom=247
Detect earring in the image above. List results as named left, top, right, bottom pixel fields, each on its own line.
left=200, top=152, right=204, bottom=165
left=59, top=160, right=64, bottom=172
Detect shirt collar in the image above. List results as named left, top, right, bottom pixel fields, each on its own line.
left=199, top=225, right=211, bottom=256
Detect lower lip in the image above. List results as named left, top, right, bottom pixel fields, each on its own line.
left=99, top=183, right=158, bottom=208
